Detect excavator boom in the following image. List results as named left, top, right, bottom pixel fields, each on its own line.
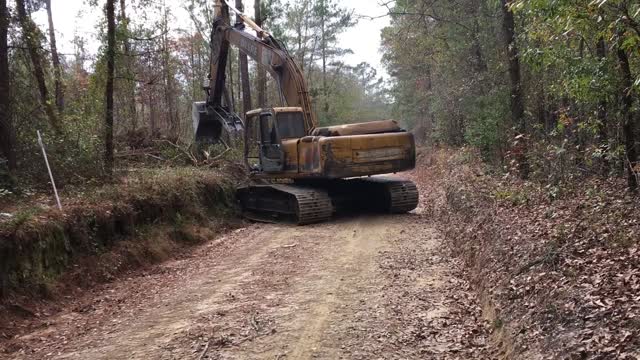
left=199, top=1, right=316, bottom=135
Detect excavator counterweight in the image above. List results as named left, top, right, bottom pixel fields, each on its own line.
left=193, top=0, right=419, bottom=224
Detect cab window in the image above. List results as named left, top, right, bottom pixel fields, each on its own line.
left=245, top=114, right=261, bottom=169
left=276, top=112, right=306, bottom=139
left=260, top=113, right=277, bottom=144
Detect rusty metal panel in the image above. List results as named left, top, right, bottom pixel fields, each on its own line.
left=298, top=137, right=322, bottom=174
left=312, top=120, right=402, bottom=137
left=281, top=139, right=299, bottom=172
left=353, top=147, right=406, bottom=163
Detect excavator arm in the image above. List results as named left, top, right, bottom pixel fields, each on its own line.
left=197, top=0, right=316, bottom=141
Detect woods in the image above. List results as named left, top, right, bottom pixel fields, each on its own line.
left=381, top=0, right=640, bottom=190
left=0, top=0, right=639, bottom=193
left=1, top=2, right=639, bottom=358
left=0, top=0, right=13, bottom=174
left=0, top=0, right=389, bottom=190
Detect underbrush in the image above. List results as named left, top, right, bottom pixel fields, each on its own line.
left=411, top=147, right=640, bottom=359
left=0, top=166, right=241, bottom=301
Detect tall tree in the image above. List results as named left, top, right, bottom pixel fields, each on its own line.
left=16, top=0, right=60, bottom=132
left=255, top=0, right=267, bottom=107
left=104, top=0, right=116, bottom=175
left=236, top=0, right=252, bottom=117
left=500, top=0, right=529, bottom=179
left=45, top=0, right=64, bottom=113
left=311, top=0, right=353, bottom=122
left=319, top=0, right=327, bottom=115
left=284, top=0, right=312, bottom=71
left=119, top=0, right=137, bottom=131
left=616, top=29, right=638, bottom=191
left=162, top=4, right=179, bottom=137
left=596, top=37, right=609, bottom=174
left=0, top=0, right=15, bottom=171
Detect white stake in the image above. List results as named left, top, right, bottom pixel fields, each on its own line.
left=37, top=130, right=62, bottom=211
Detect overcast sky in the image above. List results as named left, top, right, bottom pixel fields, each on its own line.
left=31, top=0, right=391, bottom=78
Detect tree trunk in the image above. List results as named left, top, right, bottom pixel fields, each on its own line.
left=236, top=0, right=252, bottom=118
left=149, top=91, right=157, bottom=138
left=500, top=0, right=529, bottom=179
left=104, top=0, right=116, bottom=176
left=595, top=37, right=609, bottom=174
left=616, top=32, right=638, bottom=191
left=190, top=33, right=196, bottom=101
left=471, top=2, right=487, bottom=74
left=45, top=0, right=64, bottom=113
left=119, top=0, right=137, bottom=131
left=300, top=2, right=311, bottom=72
left=16, top=0, right=60, bottom=133
left=255, top=0, right=267, bottom=107
left=162, top=7, right=178, bottom=139
left=320, top=0, right=329, bottom=118
left=0, top=0, right=15, bottom=171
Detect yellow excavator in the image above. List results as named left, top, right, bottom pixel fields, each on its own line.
left=193, top=0, right=418, bottom=224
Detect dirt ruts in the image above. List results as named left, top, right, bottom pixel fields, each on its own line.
left=2, top=191, right=491, bottom=359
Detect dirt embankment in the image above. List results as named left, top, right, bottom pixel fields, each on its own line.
left=411, top=148, right=640, bottom=359
left=0, top=167, right=241, bottom=338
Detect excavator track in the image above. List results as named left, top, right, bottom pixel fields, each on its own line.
left=238, top=177, right=419, bottom=225
left=237, top=184, right=333, bottom=225
left=328, top=177, right=419, bottom=214
left=362, top=177, right=420, bottom=213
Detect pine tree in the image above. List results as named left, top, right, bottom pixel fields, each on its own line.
left=104, top=0, right=116, bottom=175
left=0, top=0, right=15, bottom=171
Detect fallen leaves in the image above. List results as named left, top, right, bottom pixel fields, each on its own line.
left=409, top=148, right=640, bottom=359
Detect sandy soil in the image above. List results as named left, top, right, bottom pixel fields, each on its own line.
left=2, top=198, right=491, bottom=359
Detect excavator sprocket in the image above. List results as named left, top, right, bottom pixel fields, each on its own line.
left=362, top=177, right=420, bottom=214
left=325, top=177, right=419, bottom=214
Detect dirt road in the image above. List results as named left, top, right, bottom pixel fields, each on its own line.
left=4, top=208, right=490, bottom=359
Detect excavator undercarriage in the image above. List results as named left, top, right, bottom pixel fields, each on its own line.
left=237, top=177, right=419, bottom=225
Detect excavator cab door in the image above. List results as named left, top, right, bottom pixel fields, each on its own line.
left=258, top=112, right=285, bottom=172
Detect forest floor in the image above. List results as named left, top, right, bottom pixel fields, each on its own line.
left=1, top=148, right=639, bottom=359
left=0, top=169, right=492, bottom=359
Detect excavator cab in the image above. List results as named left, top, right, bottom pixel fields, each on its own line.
left=244, top=107, right=306, bottom=173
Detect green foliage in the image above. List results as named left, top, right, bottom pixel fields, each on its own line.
left=276, top=0, right=361, bottom=124
left=382, top=0, right=640, bottom=188
left=382, top=0, right=508, bottom=148
left=493, top=188, right=530, bottom=206
left=319, top=62, right=392, bottom=126
left=465, top=87, right=510, bottom=160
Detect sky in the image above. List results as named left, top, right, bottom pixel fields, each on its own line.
left=31, top=0, right=392, bottom=78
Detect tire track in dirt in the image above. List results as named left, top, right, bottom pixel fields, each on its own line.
left=3, top=213, right=490, bottom=359
left=284, top=216, right=392, bottom=359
